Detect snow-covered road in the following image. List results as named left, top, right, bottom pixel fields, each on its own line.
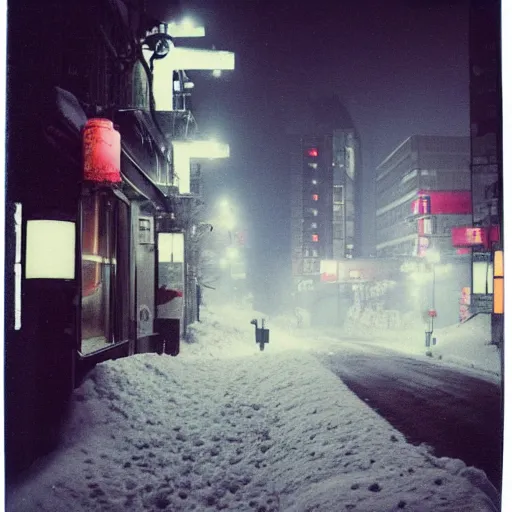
left=320, top=349, right=503, bottom=489
left=5, top=304, right=502, bottom=511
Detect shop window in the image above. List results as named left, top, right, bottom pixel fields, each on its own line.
left=81, top=190, right=129, bottom=354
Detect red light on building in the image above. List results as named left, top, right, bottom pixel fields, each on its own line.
left=312, top=194, right=319, bottom=201
left=312, top=234, right=319, bottom=242
left=411, top=195, right=430, bottom=215
left=320, top=272, right=337, bottom=282
left=306, top=148, right=318, bottom=157
left=451, top=226, right=487, bottom=247
left=417, top=190, right=472, bottom=215
left=418, top=218, right=433, bottom=236
left=489, top=225, right=500, bottom=244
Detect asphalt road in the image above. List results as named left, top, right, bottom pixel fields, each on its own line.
left=319, top=349, right=503, bottom=490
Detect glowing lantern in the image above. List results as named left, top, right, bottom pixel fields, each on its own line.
left=83, top=119, right=121, bottom=183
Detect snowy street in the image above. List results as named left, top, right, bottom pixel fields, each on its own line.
left=319, top=349, right=502, bottom=489
left=5, top=304, right=502, bottom=511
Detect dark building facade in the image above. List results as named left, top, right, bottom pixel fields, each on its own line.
left=289, top=97, right=361, bottom=325
left=291, top=130, right=359, bottom=282
left=5, top=0, right=231, bottom=476
left=468, top=0, right=503, bottom=326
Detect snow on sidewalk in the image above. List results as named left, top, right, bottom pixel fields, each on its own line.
left=6, top=346, right=499, bottom=511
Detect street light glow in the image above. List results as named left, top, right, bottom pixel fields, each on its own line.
left=425, top=249, right=441, bottom=264
left=172, top=140, right=230, bottom=193
left=167, top=19, right=206, bottom=38
left=226, top=247, right=240, bottom=260
left=152, top=48, right=235, bottom=110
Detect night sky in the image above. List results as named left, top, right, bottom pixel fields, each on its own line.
left=149, top=0, right=471, bottom=307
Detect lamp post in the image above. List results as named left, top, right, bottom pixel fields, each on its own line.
left=425, top=249, right=440, bottom=348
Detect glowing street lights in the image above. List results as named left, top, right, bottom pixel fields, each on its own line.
left=166, top=18, right=206, bottom=39
left=172, top=140, right=230, bottom=194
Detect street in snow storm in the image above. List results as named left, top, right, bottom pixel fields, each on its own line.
left=4, top=0, right=507, bottom=510
left=5, top=301, right=502, bottom=511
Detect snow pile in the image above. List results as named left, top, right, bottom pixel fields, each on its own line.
left=185, top=303, right=312, bottom=358
left=429, top=314, right=499, bottom=374
left=6, top=311, right=500, bottom=511
left=339, top=312, right=500, bottom=377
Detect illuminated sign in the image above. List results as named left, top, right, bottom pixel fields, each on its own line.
left=348, top=270, right=363, bottom=279
left=412, top=191, right=472, bottom=215
left=451, top=227, right=486, bottom=247
left=306, top=148, right=318, bottom=157
left=320, top=260, right=337, bottom=282
left=26, top=220, right=76, bottom=279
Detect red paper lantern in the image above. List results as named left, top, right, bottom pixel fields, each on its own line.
left=83, top=118, right=121, bottom=183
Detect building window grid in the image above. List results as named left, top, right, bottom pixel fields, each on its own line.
left=376, top=200, right=411, bottom=231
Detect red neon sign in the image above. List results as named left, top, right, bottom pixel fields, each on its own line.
left=307, top=148, right=318, bottom=157
left=451, top=227, right=487, bottom=247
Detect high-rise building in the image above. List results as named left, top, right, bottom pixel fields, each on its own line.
left=468, top=0, right=502, bottom=324
left=291, top=129, right=360, bottom=288
left=375, top=135, right=471, bottom=259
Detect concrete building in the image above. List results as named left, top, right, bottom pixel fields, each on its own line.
left=289, top=98, right=361, bottom=327
left=291, top=129, right=360, bottom=287
left=375, top=135, right=473, bottom=329
left=375, top=135, right=471, bottom=258
left=468, top=0, right=502, bottom=327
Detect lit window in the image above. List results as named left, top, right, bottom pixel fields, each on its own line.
left=312, top=179, right=317, bottom=185
left=312, top=194, right=319, bottom=201
left=308, top=163, right=318, bottom=169
left=81, top=191, right=129, bottom=354
left=311, top=209, right=318, bottom=216
left=312, top=234, right=319, bottom=242
left=306, top=148, right=318, bottom=157
left=311, top=222, right=318, bottom=229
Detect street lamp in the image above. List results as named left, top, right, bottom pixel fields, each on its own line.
left=424, top=249, right=440, bottom=348
left=167, top=18, right=206, bottom=38
left=171, top=140, right=230, bottom=194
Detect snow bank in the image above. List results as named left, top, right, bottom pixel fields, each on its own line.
left=6, top=311, right=500, bottom=512
left=340, top=312, right=500, bottom=378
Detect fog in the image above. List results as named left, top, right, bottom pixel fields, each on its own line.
left=147, top=0, right=472, bottom=311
